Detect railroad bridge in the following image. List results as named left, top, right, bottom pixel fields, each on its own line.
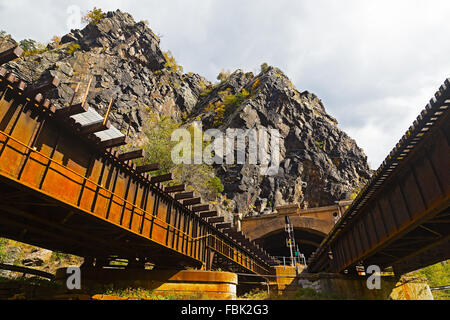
left=0, top=45, right=448, bottom=288
left=238, top=201, right=352, bottom=258
left=0, top=46, right=276, bottom=276
left=308, top=78, right=450, bottom=275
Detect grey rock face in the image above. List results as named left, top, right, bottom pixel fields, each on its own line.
left=2, top=10, right=210, bottom=137
left=0, top=33, right=17, bottom=51
left=0, top=246, right=22, bottom=278
left=0, top=10, right=371, bottom=219
left=21, top=248, right=53, bottom=267
left=189, top=67, right=371, bottom=214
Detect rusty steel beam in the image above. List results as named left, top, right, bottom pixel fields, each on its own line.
left=78, top=120, right=111, bottom=135
left=191, top=205, right=209, bottom=212
left=0, top=263, right=54, bottom=280
left=208, top=217, right=224, bottom=224
left=42, top=99, right=52, bottom=109
left=200, top=211, right=217, bottom=218
left=127, top=161, right=137, bottom=171
left=6, top=72, right=16, bottom=84
left=97, top=135, right=129, bottom=149
left=164, top=185, right=185, bottom=193
left=0, top=46, right=23, bottom=65
left=223, top=228, right=240, bottom=236
left=183, top=197, right=201, bottom=206
left=216, top=223, right=231, bottom=230
left=150, top=173, right=172, bottom=183
left=175, top=192, right=194, bottom=200
left=0, top=67, right=7, bottom=78
left=33, top=93, right=44, bottom=104
left=86, top=134, right=101, bottom=144
left=136, top=163, right=160, bottom=173
left=55, top=102, right=90, bottom=118
left=118, top=149, right=145, bottom=162
left=234, top=234, right=247, bottom=241
left=17, top=81, right=27, bottom=93
left=24, top=76, right=59, bottom=98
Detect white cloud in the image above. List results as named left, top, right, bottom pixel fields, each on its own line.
left=0, top=0, right=448, bottom=169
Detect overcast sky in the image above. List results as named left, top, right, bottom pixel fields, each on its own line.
left=1, top=0, right=449, bottom=169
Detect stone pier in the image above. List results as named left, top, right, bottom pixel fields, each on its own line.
left=55, top=268, right=238, bottom=300
left=272, top=266, right=434, bottom=300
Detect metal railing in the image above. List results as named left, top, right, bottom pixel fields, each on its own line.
left=272, top=255, right=307, bottom=267
left=206, top=234, right=273, bottom=275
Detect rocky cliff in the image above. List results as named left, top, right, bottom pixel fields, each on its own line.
left=1, top=9, right=371, bottom=218
left=2, top=10, right=209, bottom=135
left=189, top=67, right=371, bottom=214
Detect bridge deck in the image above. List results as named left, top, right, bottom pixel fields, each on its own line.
left=308, top=79, right=450, bottom=275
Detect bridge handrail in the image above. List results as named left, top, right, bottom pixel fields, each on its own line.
left=0, top=129, right=199, bottom=242
left=205, top=234, right=273, bottom=275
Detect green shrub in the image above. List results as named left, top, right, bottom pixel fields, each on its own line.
left=163, top=50, right=183, bottom=73
left=51, top=36, right=61, bottom=46
left=294, top=288, right=344, bottom=300
left=0, top=238, right=9, bottom=263
left=212, top=88, right=251, bottom=126
left=127, top=112, right=224, bottom=201
left=138, top=112, right=180, bottom=175
left=82, top=7, right=106, bottom=25
left=409, top=260, right=450, bottom=300
left=251, top=78, right=261, bottom=93
left=260, top=62, right=269, bottom=73
left=66, top=43, right=81, bottom=55
left=315, top=140, right=325, bottom=149
left=240, top=289, right=271, bottom=300
left=216, top=69, right=231, bottom=82
left=349, top=187, right=361, bottom=200
left=19, top=39, right=48, bottom=57
left=207, top=176, right=224, bottom=196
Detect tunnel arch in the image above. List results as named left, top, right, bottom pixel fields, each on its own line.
left=254, top=227, right=327, bottom=258
left=240, top=215, right=334, bottom=259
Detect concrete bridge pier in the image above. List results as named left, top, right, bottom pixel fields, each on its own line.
left=55, top=267, right=238, bottom=299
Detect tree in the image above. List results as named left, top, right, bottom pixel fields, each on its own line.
left=51, top=35, right=61, bottom=45
left=260, top=62, right=269, bottom=73
left=82, top=7, right=106, bottom=25
left=163, top=50, right=183, bottom=73
left=19, top=39, right=48, bottom=57
left=138, top=112, right=180, bottom=175
left=129, top=112, right=224, bottom=201
left=217, top=69, right=231, bottom=82
left=19, top=39, right=38, bottom=52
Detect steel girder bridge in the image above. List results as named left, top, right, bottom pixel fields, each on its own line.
left=308, top=78, right=450, bottom=275
left=0, top=46, right=276, bottom=276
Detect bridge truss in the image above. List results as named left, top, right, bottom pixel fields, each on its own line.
left=308, top=79, right=450, bottom=275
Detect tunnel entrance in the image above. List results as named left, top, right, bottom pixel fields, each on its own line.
left=254, top=228, right=326, bottom=260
